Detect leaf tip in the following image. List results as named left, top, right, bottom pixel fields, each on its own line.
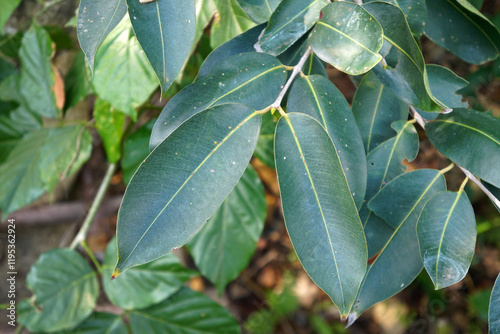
left=345, top=313, right=358, bottom=328
left=111, top=268, right=121, bottom=280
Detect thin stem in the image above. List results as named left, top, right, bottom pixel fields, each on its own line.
left=409, top=106, right=426, bottom=129
left=458, top=176, right=469, bottom=193
left=439, top=162, right=455, bottom=175
left=458, top=165, right=500, bottom=208
left=70, top=163, right=117, bottom=249
left=271, top=46, right=312, bottom=109
left=81, top=240, right=102, bottom=273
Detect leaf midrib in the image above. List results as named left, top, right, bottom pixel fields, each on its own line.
left=431, top=119, right=500, bottom=146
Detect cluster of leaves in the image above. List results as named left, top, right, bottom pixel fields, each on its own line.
left=1, top=0, right=500, bottom=332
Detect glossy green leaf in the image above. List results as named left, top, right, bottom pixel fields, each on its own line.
left=103, top=237, right=197, bottom=310
left=39, top=125, right=93, bottom=193
left=150, top=52, right=286, bottom=150
left=417, top=191, right=476, bottom=289
left=0, top=0, right=21, bottom=34
left=425, top=0, right=500, bottom=64
left=254, top=112, right=277, bottom=168
left=426, top=108, right=500, bottom=188
left=77, top=0, right=127, bottom=71
left=365, top=0, right=427, bottom=36
left=287, top=75, right=367, bottom=208
left=237, top=0, right=281, bottom=24
left=260, top=0, right=329, bottom=56
left=92, top=18, right=158, bottom=120
left=60, top=313, right=127, bottom=334
left=189, top=165, right=265, bottom=294
left=64, top=52, right=92, bottom=110
left=127, top=0, right=196, bottom=94
left=361, top=120, right=419, bottom=256
left=115, top=104, right=261, bottom=274
left=211, top=0, right=255, bottom=49
left=484, top=181, right=500, bottom=213
left=94, top=98, right=126, bottom=163
left=277, top=34, right=327, bottom=76
left=352, top=71, right=409, bottom=153
left=122, top=119, right=155, bottom=185
left=0, top=126, right=92, bottom=218
left=309, top=2, right=383, bottom=75
left=363, top=2, right=442, bottom=112
left=19, top=25, right=60, bottom=118
left=490, top=274, right=500, bottom=334
left=348, top=169, right=447, bottom=320
left=198, top=23, right=266, bottom=79
left=130, top=287, right=240, bottom=333
left=18, top=249, right=99, bottom=332
left=275, top=113, right=367, bottom=317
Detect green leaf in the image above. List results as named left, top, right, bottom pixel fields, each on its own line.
left=94, top=98, right=126, bottom=163
left=127, top=0, right=196, bottom=94
left=39, top=125, right=93, bottom=193
left=211, top=0, right=255, bottom=49
left=352, top=71, right=409, bottom=153
left=19, top=25, right=60, bottom=118
left=417, top=191, right=476, bottom=289
left=122, top=119, right=155, bottom=185
left=103, top=237, right=197, bottom=310
left=275, top=113, right=367, bottom=317
left=59, top=313, right=127, bottom=334
left=349, top=169, right=447, bottom=319
left=287, top=75, right=367, bottom=208
left=363, top=2, right=442, bottom=112
left=150, top=52, right=286, bottom=150
left=361, top=120, right=419, bottom=256
left=0, top=0, right=21, bottom=34
left=237, top=0, right=281, bottom=24
left=425, top=0, right=500, bottom=64
left=77, top=0, right=127, bottom=71
left=277, top=34, right=327, bottom=76
left=198, top=23, right=266, bottom=80
left=490, top=274, right=500, bottom=333
left=260, top=0, right=329, bottom=56
left=188, top=165, right=266, bottom=295
left=309, top=2, right=383, bottom=75
left=484, top=181, right=500, bottom=213
left=365, top=0, right=427, bottom=37
left=64, top=52, right=92, bottom=110
left=92, top=17, right=158, bottom=120
left=0, top=126, right=91, bottom=218
left=115, top=104, right=261, bottom=274
left=129, top=287, right=240, bottom=333
left=254, top=112, right=277, bottom=168
left=18, top=249, right=99, bottom=332
left=426, top=108, right=500, bottom=188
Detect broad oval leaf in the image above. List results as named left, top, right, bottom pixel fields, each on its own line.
left=211, top=0, right=255, bottom=48
left=19, top=26, right=60, bottom=118
left=64, top=312, right=128, bottom=334
left=259, top=0, right=329, bottom=56
left=188, top=165, right=266, bottom=295
left=127, top=0, right=196, bottom=94
left=426, top=108, right=500, bottom=188
left=417, top=191, right=476, bottom=290
left=103, top=237, right=197, bottom=310
left=425, top=0, right=500, bottom=65
left=150, top=52, right=286, bottom=149
left=287, top=75, right=367, bottom=208
left=237, top=0, right=281, bottom=24
left=363, top=2, right=442, bottom=112
left=349, top=169, right=447, bottom=320
left=309, top=2, right=383, bottom=75
left=365, top=0, right=427, bottom=37
left=490, top=274, right=500, bottom=334
left=361, top=120, right=419, bottom=256
left=94, top=98, right=126, bottom=163
left=115, top=104, right=261, bottom=274
left=122, top=119, right=155, bottom=185
left=275, top=112, right=367, bottom=317
left=18, top=249, right=99, bottom=332
left=129, top=287, right=240, bottom=333
left=77, top=0, right=127, bottom=71
left=352, top=71, right=409, bottom=153
left=92, top=17, right=158, bottom=120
